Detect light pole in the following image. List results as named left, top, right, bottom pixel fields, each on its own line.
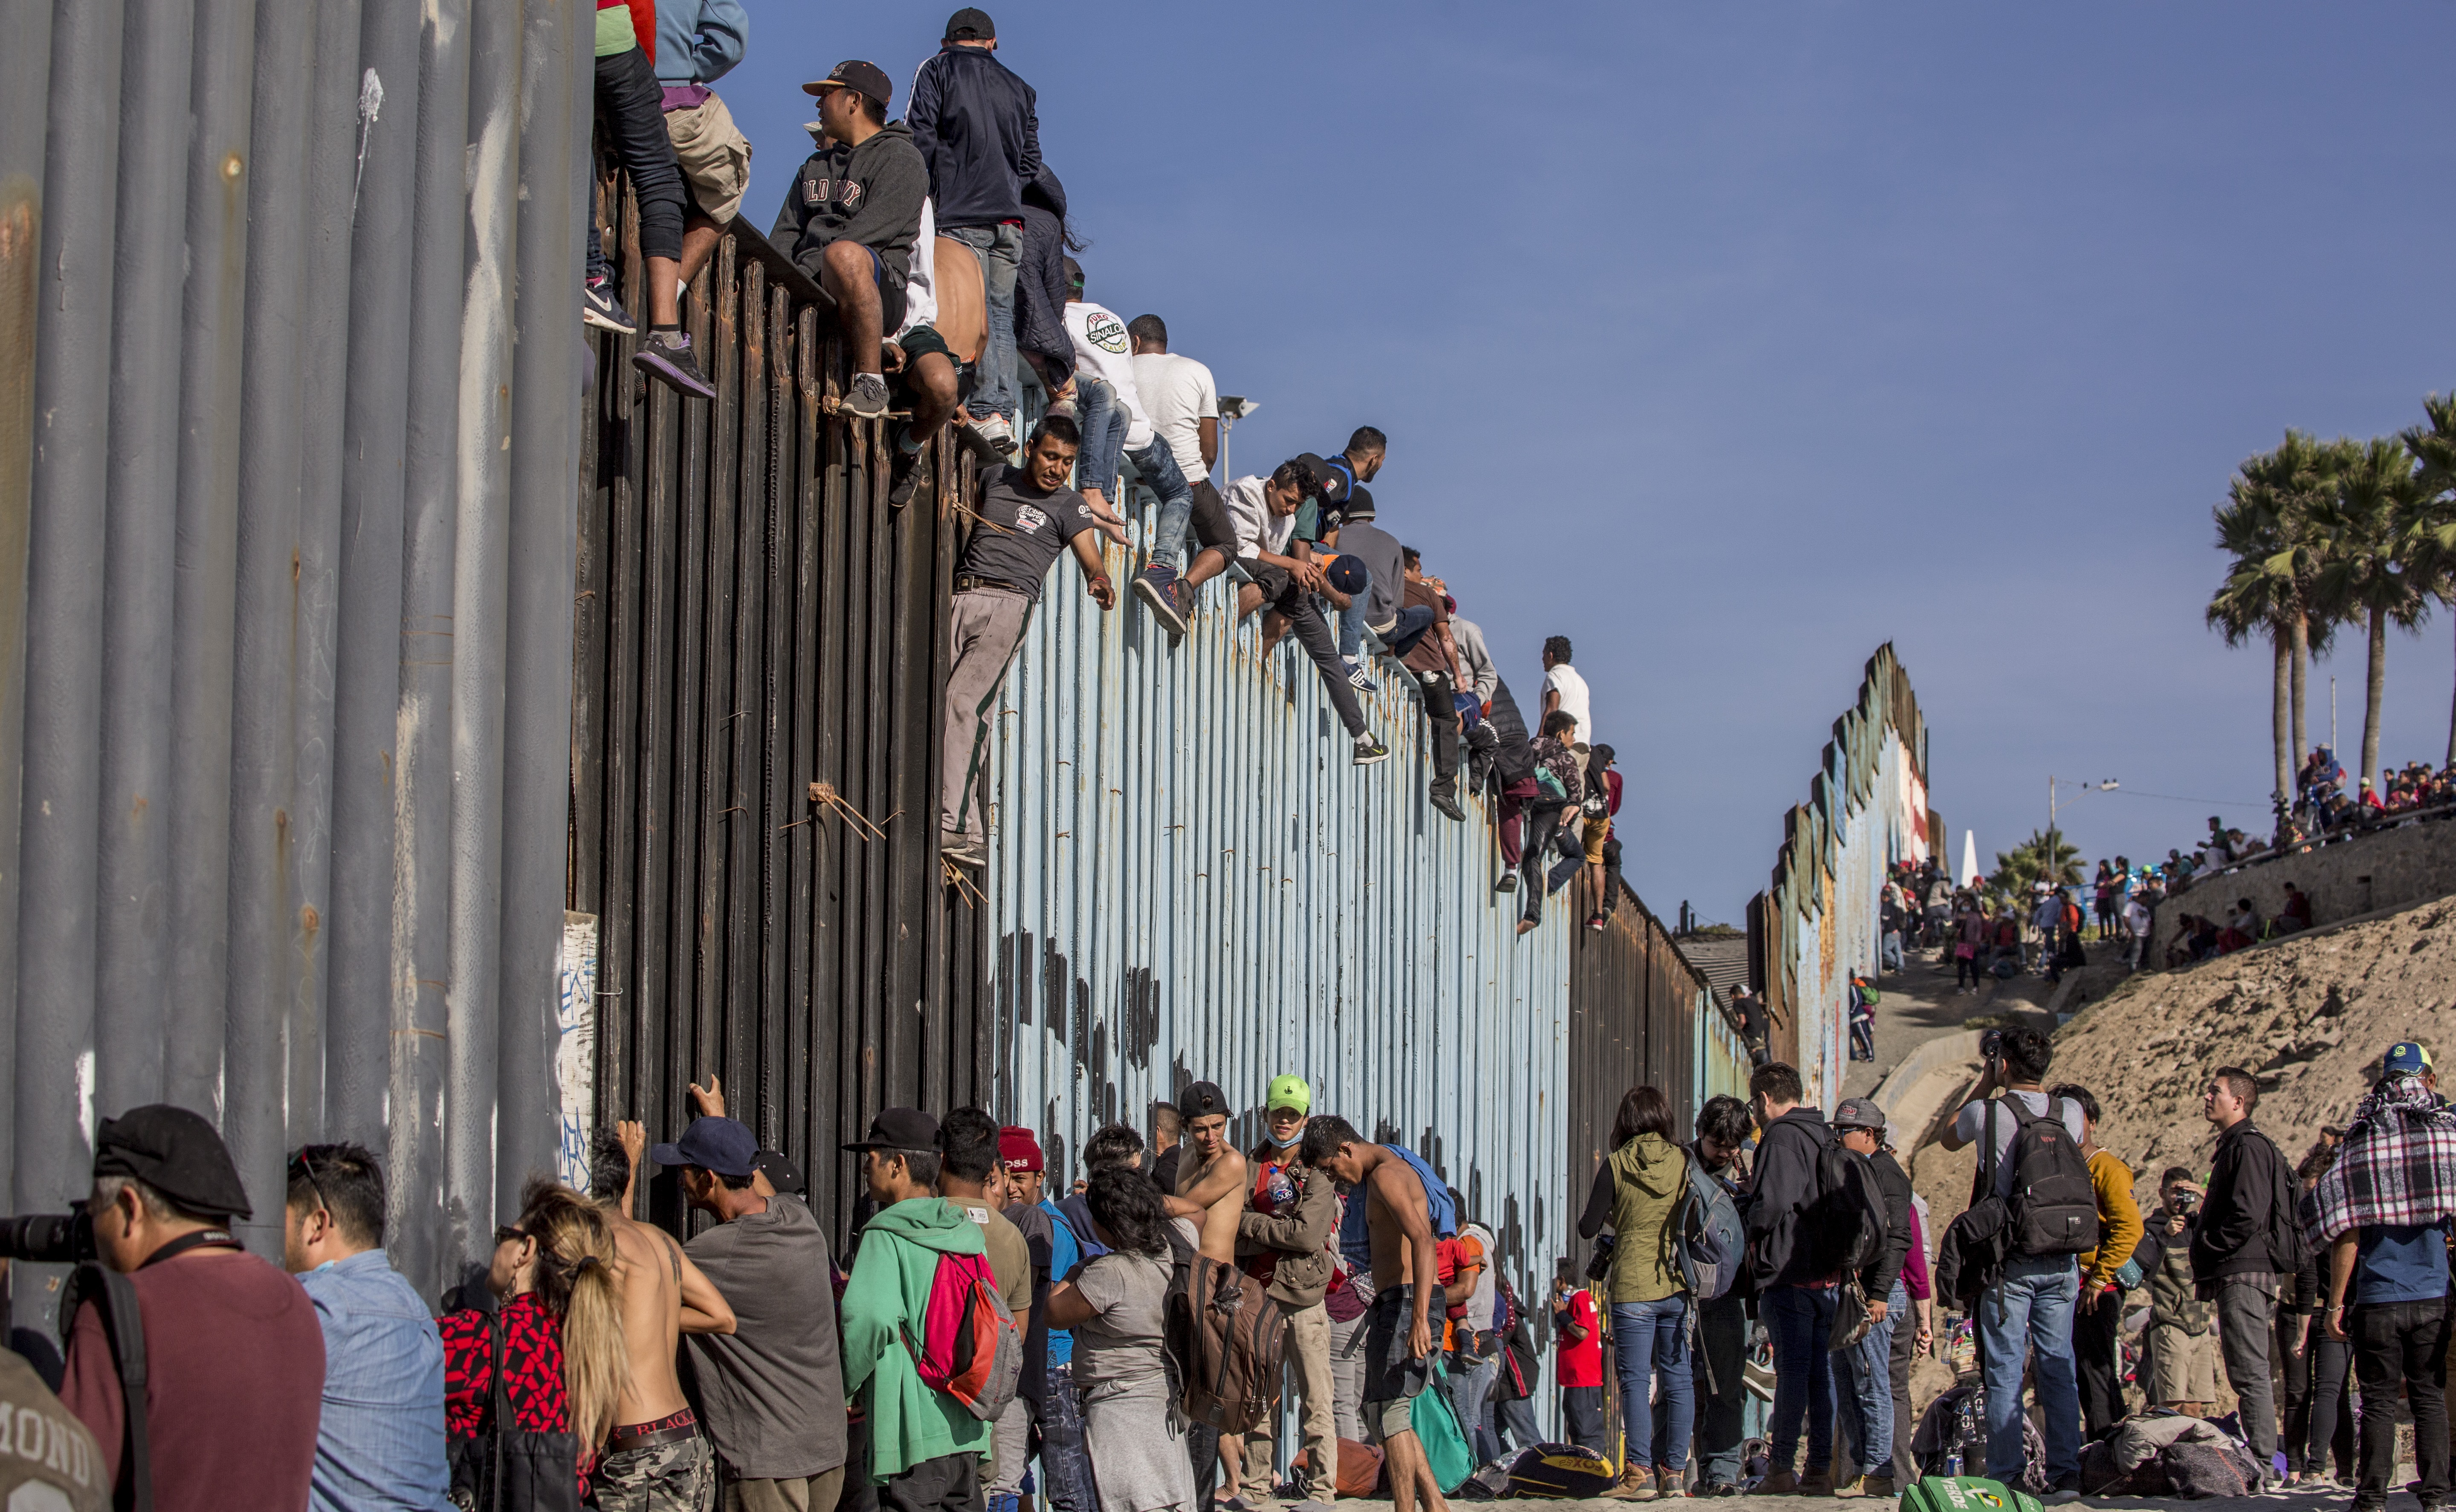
left=1218, top=396, right=1258, bottom=485
left=2048, top=777, right=2120, bottom=886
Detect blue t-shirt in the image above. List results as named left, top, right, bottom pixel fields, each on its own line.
left=2354, top=1220, right=2451, bottom=1305
left=1040, top=1197, right=1080, bottom=1366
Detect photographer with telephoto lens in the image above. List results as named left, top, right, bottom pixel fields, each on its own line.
left=52, top=1104, right=326, bottom=1510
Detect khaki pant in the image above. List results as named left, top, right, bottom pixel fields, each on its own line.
left=664, top=91, right=752, bottom=223
left=2152, top=1324, right=2221, bottom=1405
left=726, top=1466, right=846, bottom=1512
left=1242, top=1300, right=1338, bottom=1497
left=940, top=587, right=1033, bottom=845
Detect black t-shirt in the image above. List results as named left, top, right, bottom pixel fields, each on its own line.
left=959, top=466, right=1095, bottom=602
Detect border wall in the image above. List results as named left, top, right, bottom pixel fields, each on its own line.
left=1758, top=645, right=1935, bottom=1111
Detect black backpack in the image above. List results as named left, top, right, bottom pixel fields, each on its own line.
left=1799, top=1129, right=1888, bottom=1278
left=1989, top=1096, right=2097, bottom=1257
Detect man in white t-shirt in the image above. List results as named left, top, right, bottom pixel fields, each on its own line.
left=1541, top=636, right=1592, bottom=757
left=1061, top=260, right=1206, bottom=625
left=1124, top=313, right=1242, bottom=637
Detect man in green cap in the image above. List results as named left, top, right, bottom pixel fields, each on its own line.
left=1233, top=1075, right=1340, bottom=1507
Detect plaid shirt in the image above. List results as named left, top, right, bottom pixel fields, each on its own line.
left=2311, top=1076, right=2456, bottom=1243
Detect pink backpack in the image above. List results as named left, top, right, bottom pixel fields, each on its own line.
left=901, top=1249, right=1022, bottom=1421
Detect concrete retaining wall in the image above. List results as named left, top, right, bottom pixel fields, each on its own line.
left=2149, top=815, right=2456, bottom=965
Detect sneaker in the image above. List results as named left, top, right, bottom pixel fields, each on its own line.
left=1352, top=734, right=1390, bottom=766
left=1495, top=873, right=1518, bottom=893
left=2041, top=1490, right=2081, bottom=1506
left=1701, top=1484, right=1741, bottom=1498
left=1219, top=1498, right=1258, bottom=1512
left=1430, top=786, right=1464, bottom=821
left=888, top=437, right=934, bottom=509
left=953, top=416, right=1013, bottom=466
left=1173, top=577, right=1199, bottom=624
left=845, top=371, right=890, bottom=419
left=969, top=412, right=1019, bottom=460
left=1343, top=656, right=1379, bottom=692
left=1133, top=564, right=1189, bottom=639
left=583, top=277, right=635, bottom=334
left=1585, top=911, right=1607, bottom=931
left=939, top=831, right=985, bottom=869
left=633, top=331, right=716, bottom=400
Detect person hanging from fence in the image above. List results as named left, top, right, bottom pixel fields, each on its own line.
left=588, top=0, right=718, bottom=399
left=939, top=414, right=1116, bottom=870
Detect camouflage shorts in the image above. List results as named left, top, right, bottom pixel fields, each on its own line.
left=594, top=1433, right=715, bottom=1512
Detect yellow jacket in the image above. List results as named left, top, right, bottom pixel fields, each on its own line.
left=2076, top=1146, right=2143, bottom=1292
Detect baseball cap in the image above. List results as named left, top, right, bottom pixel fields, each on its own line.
left=94, top=1104, right=254, bottom=1220
left=651, top=1115, right=759, bottom=1178
left=1265, top=1075, right=1313, bottom=1115
left=1324, top=555, right=1367, bottom=596
left=1344, top=484, right=1376, bottom=520
left=943, top=7, right=995, bottom=40
left=1296, top=453, right=1347, bottom=508
left=1179, top=1081, right=1233, bottom=1121
left=2385, top=1041, right=2436, bottom=1077
left=1832, top=1097, right=1886, bottom=1133
left=842, top=1106, right=940, bottom=1153
left=802, top=60, right=893, bottom=111
left=754, top=1148, right=806, bottom=1196
left=999, top=1126, right=1045, bottom=1173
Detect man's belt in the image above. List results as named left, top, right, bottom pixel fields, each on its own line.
left=607, top=1408, right=700, bottom=1453
left=955, top=575, right=1030, bottom=596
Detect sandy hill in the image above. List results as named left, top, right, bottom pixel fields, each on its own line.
left=1908, top=894, right=2456, bottom=1218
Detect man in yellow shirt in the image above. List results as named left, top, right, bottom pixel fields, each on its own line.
left=2052, top=1084, right=2143, bottom=1437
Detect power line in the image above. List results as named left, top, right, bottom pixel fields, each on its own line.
left=2109, top=788, right=2268, bottom=808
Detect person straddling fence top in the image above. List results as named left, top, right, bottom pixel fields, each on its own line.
left=283, top=1142, right=447, bottom=1512
left=660, top=1098, right=850, bottom=1511
left=2310, top=1041, right=2456, bottom=1512
left=772, top=61, right=928, bottom=426
left=2190, top=1063, right=2298, bottom=1487
left=1125, top=314, right=1243, bottom=631
left=652, top=0, right=751, bottom=292
left=588, top=0, right=715, bottom=397
left=55, top=1104, right=323, bottom=1512
left=1741, top=1061, right=1839, bottom=1497
left=1295, top=428, right=1388, bottom=681
left=908, top=8, right=1041, bottom=461
left=1540, top=637, right=1591, bottom=757
left=1232, top=1075, right=1341, bottom=1509
left=1221, top=457, right=1390, bottom=769
left=1936, top=1026, right=2089, bottom=1500
left=938, top=415, right=1116, bottom=869
left=1829, top=1098, right=1912, bottom=1499
left=839, top=1107, right=996, bottom=1507
left=1575, top=1086, right=1696, bottom=1501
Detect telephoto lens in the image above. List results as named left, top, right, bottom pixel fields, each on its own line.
left=0, top=1210, right=95, bottom=1264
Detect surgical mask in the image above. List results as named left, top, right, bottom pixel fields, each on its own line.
left=1264, top=1123, right=1304, bottom=1150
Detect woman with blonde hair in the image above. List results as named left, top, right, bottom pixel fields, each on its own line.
left=441, top=1179, right=630, bottom=1510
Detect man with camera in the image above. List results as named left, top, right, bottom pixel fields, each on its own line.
left=1937, top=1026, right=2088, bottom=1501
left=55, top=1104, right=325, bottom=1509
left=2132, top=1167, right=2218, bottom=1416
left=2192, top=1065, right=2297, bottom=1484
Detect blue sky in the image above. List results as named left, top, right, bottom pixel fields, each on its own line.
left=718, top=2, right=2456, bottom=922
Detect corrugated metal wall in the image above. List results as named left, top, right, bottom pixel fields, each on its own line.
left=0, top=0, right=593, bottom=1300
left=1760, top=645, right=1932, bottom=1110
left=566, top=214, right=992, bottom=1244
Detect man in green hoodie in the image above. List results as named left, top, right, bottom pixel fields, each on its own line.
left=841, top=1107, right=993, bottom=1512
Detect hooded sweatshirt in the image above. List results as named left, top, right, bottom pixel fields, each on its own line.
left=1575, top=1133, right=1688, bottom=1303
left=838, top=1196, right=992, bottom=1483
left=770, top=122, right=929, bottom=295
left=1747, top=1105, right=1837, bottom=1287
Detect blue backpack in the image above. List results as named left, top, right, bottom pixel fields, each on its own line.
left=1666, top=1149, right=1746, bottom=1301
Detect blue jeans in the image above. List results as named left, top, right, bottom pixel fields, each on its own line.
left=1882, top=931, right=1904, bottom=970
left=948, top=223, right=1021, bottom=422
left=1074, top=376, right=1126, bottom=498
left=1980, top=1254, right=2082, bottom=1483
left=1445, top=1352, right=1502, bottom=1465
left=1380, top=603, right=1435, bottom=661
left=1338, top=584, right=1369, bottom=658
left=1835, top=1281, right=1906, bottom=1477
left=1763, top=1283, right=1838, bottom=1474
left=1612, top=1297, right=1694, bottom=1473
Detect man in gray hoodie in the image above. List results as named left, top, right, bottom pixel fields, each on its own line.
left=772, top=61, right=930, bottom=424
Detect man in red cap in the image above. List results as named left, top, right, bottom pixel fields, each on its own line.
left=995, top=1127, right=1096, bottom=1512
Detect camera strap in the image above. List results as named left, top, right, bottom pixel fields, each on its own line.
left=64, top=1263, right=153, bottom=1512
left=136, top=1229, right=237, bottom=1268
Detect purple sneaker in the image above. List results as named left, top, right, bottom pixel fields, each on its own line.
left=632, top=331, right=715, bottom=400
left=1133, top=563, right=1188, bottom=639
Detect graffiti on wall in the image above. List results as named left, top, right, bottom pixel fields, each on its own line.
left=557, top=912, right=599, bottom=1190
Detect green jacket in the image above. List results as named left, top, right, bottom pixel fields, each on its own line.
left=1606, top=1133, right=1689, bottom=1304
left=841, top=1197, right=993, bottom=1482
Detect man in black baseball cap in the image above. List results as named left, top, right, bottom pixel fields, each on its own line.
left=944, top=6, right=995, bottom=40
left=60, top=1105, right=327, bottom=1506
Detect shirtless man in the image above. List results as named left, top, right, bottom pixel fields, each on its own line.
left=590, top=1085, right=738, bottom=1512
left=1303, top=1115, right=1448, bottom=1512
left=1164, top=1081, right=1254, bottom=1499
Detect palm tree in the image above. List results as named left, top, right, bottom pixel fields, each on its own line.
left=2208, top=492, right=2294, bottom=812
left=2311, top=437, right=2433, bottom=787
left=1988, top=829, right=2082, bottom=896
left=2242, top=433, right=2337, bottom=767
left=2399, top=394, right=2456, bottom=765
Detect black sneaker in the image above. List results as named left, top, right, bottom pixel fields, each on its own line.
left=1133, top=564, right=1188, bottom=638
left=1352, top=735, right=1390, bottom=766
left=633, top=331, right=716, bottom=400
left=846, top=371, right=890, bottom=420
left=1429, top=786, right=1464, bottom=821
left=888, top=437, right=933, bottom=509
left=583, top=277, right=635, bottom=334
